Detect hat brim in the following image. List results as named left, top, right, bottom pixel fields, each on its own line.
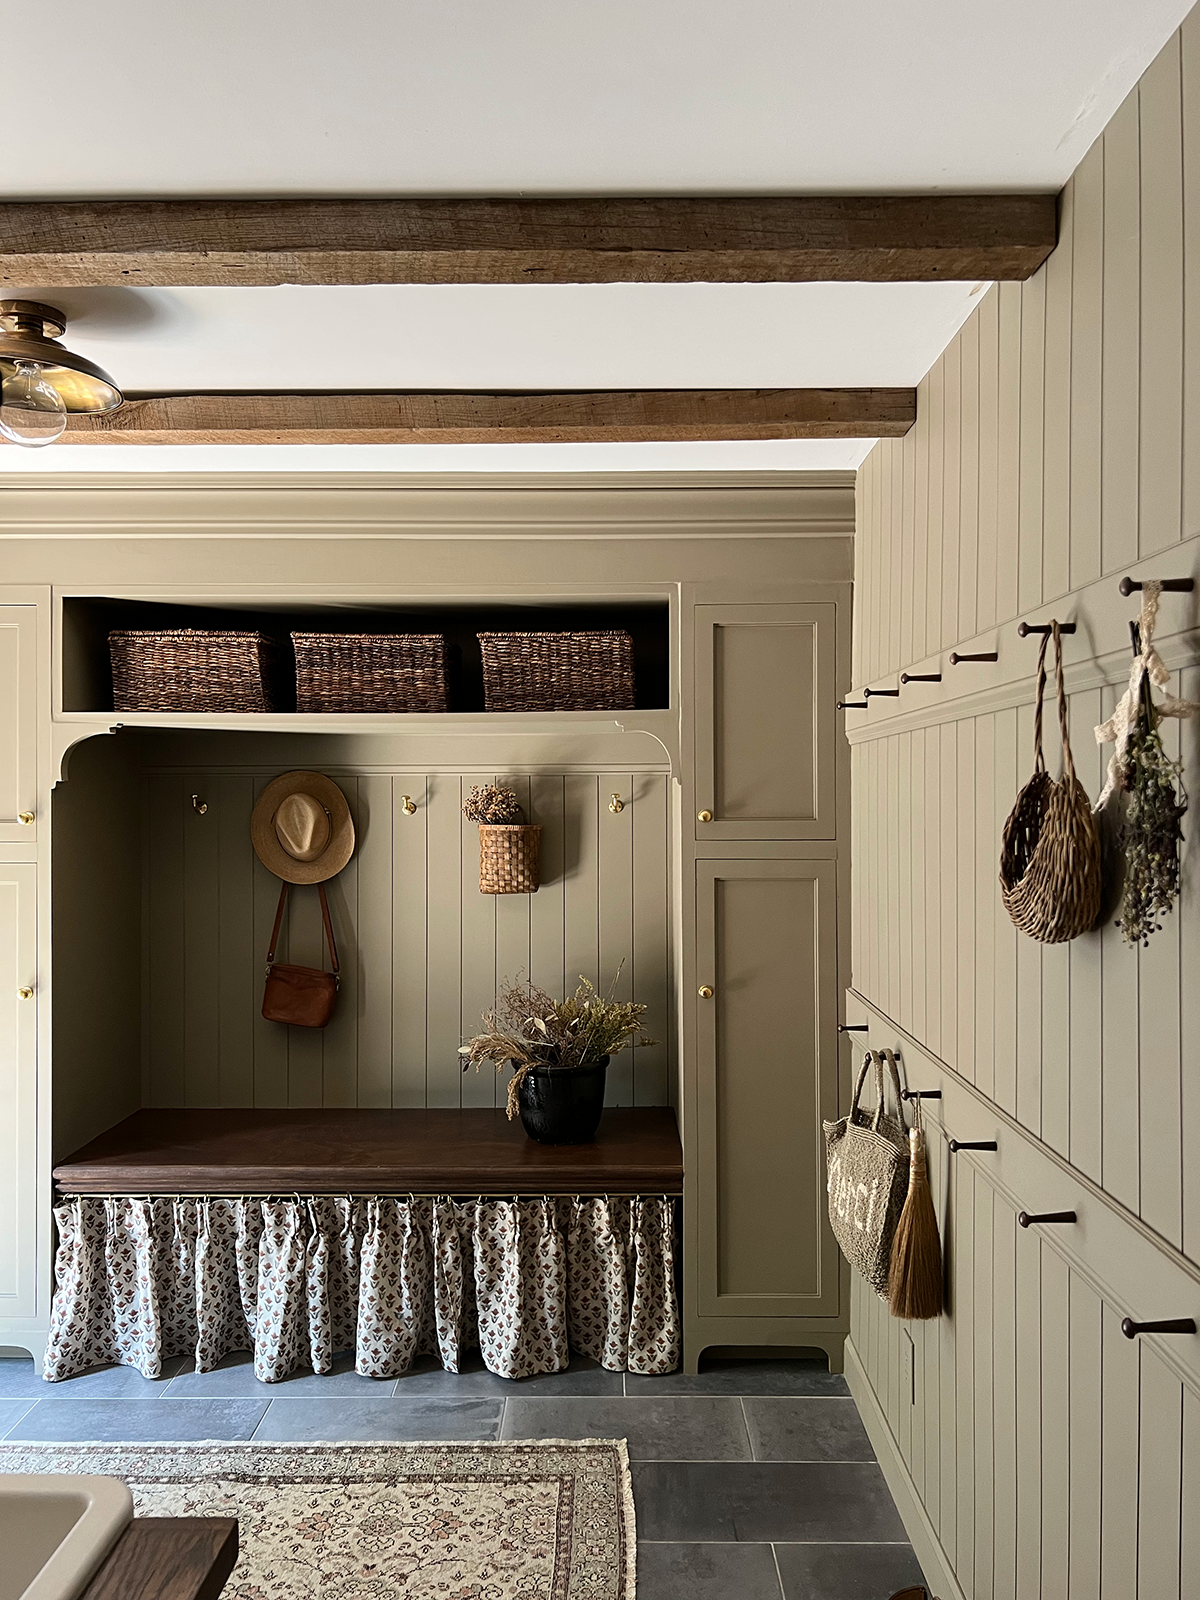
left=251, top=771, right=355, bottom=884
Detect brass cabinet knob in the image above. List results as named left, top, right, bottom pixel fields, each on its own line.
left=698, top=985, right=714, bottom=999
left=401, top=795, right=417, bottom=815
left=17, top=811, right=33, bottom=825
left=17, top=987, right=33, bottom=1000
left=697, top=809, right=713, bottom=823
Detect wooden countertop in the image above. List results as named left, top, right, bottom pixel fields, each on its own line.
left=53, top=1107, right=683, bottom=1195
left=81, top=1518, right=238, bottom=1600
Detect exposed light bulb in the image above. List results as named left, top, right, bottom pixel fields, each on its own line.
left=0, top=360, right=67, bottom=446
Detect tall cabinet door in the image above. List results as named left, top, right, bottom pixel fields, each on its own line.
left=0, top=606, right=38, bottom=845
left=694, top=603, right=837, bottom=840
left=695, top=856, right=840, bottom=1319
left=0, top=863, right=37, bottom=1318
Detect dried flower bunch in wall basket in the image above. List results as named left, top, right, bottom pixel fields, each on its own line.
left=462, top=784, right=541, bottom=894
left=999, top=620, right=1102, bottom=943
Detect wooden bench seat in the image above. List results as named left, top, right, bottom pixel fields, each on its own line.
left=53, top=1106, right=683, bottom=1196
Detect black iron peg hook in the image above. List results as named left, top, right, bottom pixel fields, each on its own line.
left=949, top=651, right=998, bottom=664
left=900, top=672, right=942, bottom=684
left=1018, top=1210, right=1076, bottom=1227
left=1017, top=620, right=1077, bottom=637
left=1121, top=1316, right=1196, bottom=1338
left=948, top=1139, right=997, bottom=1153
left=837, top=700, right=868, bottom=710
left=901, top=1089, right=942, bottom=1101
left=1119, top=576, right=1194, bottom=597
left=864, top=686, right=901, bottom=698
left=837, top=1023, right=869, bottom=1033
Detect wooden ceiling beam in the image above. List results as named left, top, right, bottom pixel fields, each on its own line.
left=56, top=388, right=916, bottom=444
left=0, top=196, right=1056, bottom=286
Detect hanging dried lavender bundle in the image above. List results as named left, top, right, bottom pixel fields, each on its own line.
left=1116, top=709, right=1187, bottom=947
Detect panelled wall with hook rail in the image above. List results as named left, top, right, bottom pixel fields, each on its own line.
left=0, top=475, right=853, bottom=1370
left=847, top=17, right=1200, bottom=1592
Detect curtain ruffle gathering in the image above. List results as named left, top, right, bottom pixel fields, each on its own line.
left=43, top=1194, right=680, bottom=1384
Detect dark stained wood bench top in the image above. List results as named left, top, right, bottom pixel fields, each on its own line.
left=54, top=1107, right=683, bottom=1195
left=80, top=1518, right=238, bottom=1600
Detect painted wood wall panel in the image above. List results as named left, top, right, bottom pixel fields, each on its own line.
left=850, top=14, right=1200, bottom=1597
left=143, top=765, right=672, bottom=1109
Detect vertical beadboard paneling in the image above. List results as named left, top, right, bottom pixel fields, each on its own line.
left=1017, top=268, right=1047, bottom=613
left=850, top=31, right=1200, bottom=1600
left=145, top=765, right=670, bottom=1109
left=1101, top=88, right=1142, bottom=576
left=1139, top=32, right=1185, bottom=558
left=976, top=288, right=1000, bottom=633
left=1068, top=1268, right=1103, bottom=1600
left=1043, top=176, right=1074, bottom=601
left=1071, top=140, right=1105, bottom=591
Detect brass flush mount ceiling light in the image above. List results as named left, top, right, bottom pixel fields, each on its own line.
left=0, top=300, right=122, bottom=446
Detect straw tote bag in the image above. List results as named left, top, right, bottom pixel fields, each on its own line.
left=999, top=621, right=1101, bottom=943
left=824, top=1050, right=911, bottom=1298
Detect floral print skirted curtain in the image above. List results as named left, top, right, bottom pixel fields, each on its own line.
left=42, top=1194, right=680, bottom=1383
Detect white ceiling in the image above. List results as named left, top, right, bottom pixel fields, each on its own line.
left=5, top=0, right=1192, bottom=473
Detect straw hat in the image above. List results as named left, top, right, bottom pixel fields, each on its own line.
left=251, top=771, right=355, bottom=884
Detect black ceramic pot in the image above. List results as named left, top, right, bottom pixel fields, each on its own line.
left=516, top=1056, right=610, bottom=1144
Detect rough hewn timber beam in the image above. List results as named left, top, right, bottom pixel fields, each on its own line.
left=55, top=388, right=916, bottom=444
left=0, top=196, right=1056, bottom=286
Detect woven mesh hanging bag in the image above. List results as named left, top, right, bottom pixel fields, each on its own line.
left=999, top=620, right=1101, bottom=943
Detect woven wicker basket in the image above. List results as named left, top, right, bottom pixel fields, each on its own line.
left=109, top=629, right=284, bottom=712
left=478, top=823, right=541, bottom=894
left=291, top=632, right=449, bottom=712
left=999, top=622, right=1101, bottom=943
left=477, top=630, right=635, bottom=712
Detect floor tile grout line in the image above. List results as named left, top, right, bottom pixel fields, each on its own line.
left=769, top=1541, right=788, bottom=1600
left=740, top=1396, right=753, bottom=1461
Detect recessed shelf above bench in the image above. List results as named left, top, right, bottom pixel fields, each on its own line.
left=60, top=594, right=671, bottom=716
left=53, top=1107, right=684, bottom=1196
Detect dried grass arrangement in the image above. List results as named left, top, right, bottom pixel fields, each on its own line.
left=460, top=971, right=657, bottom=1118
left=1094, top=584, right=1197, bottom=948
left=999, top=621, right=1101, bottom=943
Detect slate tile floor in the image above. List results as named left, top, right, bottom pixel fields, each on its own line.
left=0, top=1353, right=926, bottom=1600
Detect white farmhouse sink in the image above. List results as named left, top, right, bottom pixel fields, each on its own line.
left=0, top=1476, right=133, bottom=1600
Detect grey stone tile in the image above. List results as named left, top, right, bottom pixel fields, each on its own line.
left=744, top=1399, right=876, bottom=1462
left=6, top=1399, right=267, bottom=1442
left=397, top=1353, right=624, bottom=1396
left=502, top=1397, right=750, bottom=1461
left=637, top=1542, right=783, bottom=1600
left=253, top=1397, right=504, bottom=1443
left=0, top=1399, right=36, bottom=1437
left=775, top=1541, right=926, bottom=1600
left=165, top=1351, right=398, bottom=1397
left=630, top=1462, right=908, bottom=1542
left=627, top=1360, right=849, bottom=1397
left=0, top=1357, right=186, bottom=1399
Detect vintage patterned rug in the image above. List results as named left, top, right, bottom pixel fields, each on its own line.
left=0, top=1439, right=636, bottom=1599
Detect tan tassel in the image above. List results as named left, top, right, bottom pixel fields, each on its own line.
left=888, top=1106, right=944, bottom=1320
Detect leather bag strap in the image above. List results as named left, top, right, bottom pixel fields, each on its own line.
left=265, top=880, right=340, bottom=974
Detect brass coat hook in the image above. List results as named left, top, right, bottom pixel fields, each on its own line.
left=400, top=795, right=417, bottom=815
left=609, top=794, right=625, bottom=814
left=191, top=794, right=208, bottom=815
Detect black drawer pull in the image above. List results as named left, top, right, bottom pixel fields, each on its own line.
left=949, top=1140, right=997, bottom=1153
left=1121, top=1317, right=1196, bottom=1339
left=1018, top=1211, right=1076, bottom=1228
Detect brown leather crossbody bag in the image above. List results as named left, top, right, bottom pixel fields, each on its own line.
left=262, top=881, right=339, bottom=1028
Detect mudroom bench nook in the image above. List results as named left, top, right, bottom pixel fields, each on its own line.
left=47, top=1107, right=683, bottom=1384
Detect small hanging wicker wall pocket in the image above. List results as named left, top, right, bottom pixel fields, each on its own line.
left=999, top=620, right=1101, bottom=943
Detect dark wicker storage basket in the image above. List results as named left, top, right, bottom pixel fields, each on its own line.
left=478, top=630, right=636, bottom=712
left=291, top=632, right=449, bottom=713
left=109, top=629, right=284, bottom=712
left=478, top=823, right=541, bottom=894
